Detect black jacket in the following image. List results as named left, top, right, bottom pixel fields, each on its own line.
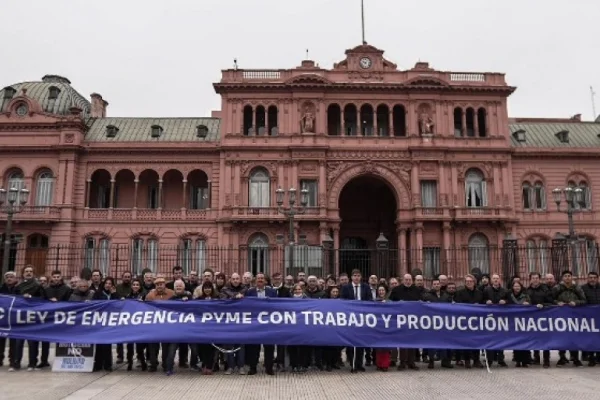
left=44, top=283, right=72, bottom=301
left=526, top=284, right=554, bottom=306
left=424, top=290, right=451, bottom=303
left=16, top=279, right=42, bottom=297
left=389, top=285, right=422, bottom=302
left=92, top=290, right=119, bottom=300
left=581, top=283, right=600, bottom=305
left=273, top=285, right=291, bottom=298
left=305, top=287, right=326, bottom=299
left=0, top=283, right=20, bottom=295
left=483, top=285, right=507, bottom=304
left=455, top=287, right=484, bottom=304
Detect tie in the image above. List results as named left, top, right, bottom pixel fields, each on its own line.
left=354, top=285, right=359, bottom=300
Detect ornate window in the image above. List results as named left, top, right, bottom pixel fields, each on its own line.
left=7, top=170, right=26, bottom=204
left=249, top=168, right=270, bottom=207
left=35, top=171, right=54, bottom=206
left=526, top=238, right=550, bottom=274
left=468, top=234, right=490, bottom=274
left=248, top=234, right=269, bottom=275
left=179, top=238, right=206, bottom=274
left=48, top=86, right=61, bottom=100
left=465, top=169, right=486, bottom=208
left=420, top=181, right=437, bottom=207
left=150, top=125, right=163, bottom=138
left=300, top=179, right=318, bottom=207
left=423, top=247, right=441, bottom=278
left=522, top=181, right=546, bottom=211
left=568, top=180, right=592, bottom=210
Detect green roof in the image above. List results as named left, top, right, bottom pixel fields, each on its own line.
left=509, top=121, right=600, bottom=148
left=0, top=75, right=91, bottom=117
left=85, top=117, right=221, bottom=142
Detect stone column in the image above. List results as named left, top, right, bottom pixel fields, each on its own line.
left=157, top=179, right=163, bottom=209
left=415, top=224, right=424, bottom=270
left=442, top=222, right=451, bottom=276
left=341, top=109, right=345, bottom=136
left=411, top=163, right=420, bottom=207
left=109, top=179, right=115, bottom=209
left=389, top=109, right=394, bottom=136
left=398, top=228, right=407, bottom=276
left=85, top=179, right=91, bottom=208
left=181, top=179, right=187, bottom=210
left=133, top=179, right=139, bottom=209
left=207, top=180, right=212, bottom=210
left=461, top=110, right=467, bottom=136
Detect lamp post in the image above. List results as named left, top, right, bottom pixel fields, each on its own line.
left=552, top=186, right=586, bottom=272
left=0, top=186, right=29, bottom=281
left=276, top=187, right=309, bottom=273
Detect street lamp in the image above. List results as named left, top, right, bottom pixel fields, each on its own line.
left=276, top=187, right=309, bottom=273
left=0, top=186, right=30, bottom=282
left=552, top=186, right=586, bottom=271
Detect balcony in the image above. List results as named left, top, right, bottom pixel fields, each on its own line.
left=0, top=206, right=61, bottom=222
left=85, top=208, right=215, bottom=221
left=230, top=206, right=321, bottom=221
left=452, top=207, right=508, bottom=221
left=414, top=207, right=446, bottom=220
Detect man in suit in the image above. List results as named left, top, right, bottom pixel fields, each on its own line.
left=270, top=272, right=290, bottom=371
left=245, top=273, right=277, bottom=375
left=340, top=269, right=372, bottom=373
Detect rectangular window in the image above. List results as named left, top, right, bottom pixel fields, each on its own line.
left=466, top=181, right=487, bottom=207
left=285, top=245, right=322, bottom=275
left=196, top=240, right=206, bottom=272
left=97, top=186, right=110, bottom=208
left=423, top=247, right=440, bottom=278
left=190, top=186, right=209, bottom=209
left=148, top=239, right=158, bottom=272
left=84, top=238, right=95, bottom=270
left=300, top=180, right=318, bottom=207
left=148, top=186, right=159, bottom=209
left=98, top=239, right=110, bottom=276
left=131, top=238, right=144, bottom=274
left=36, top=179, right=53, bottom=206
left=249, top=246, right=269, bottom=275
left=180, top=239, right=192, bottom=274
left=522, top=185, right=531, bottom=210
left=534, top=184, right=545, bottom=210
left=420, top=181, right=437, bottom=207
left=526, top=240, right=536, bottom=272
left=249, top=181, right=270, bottom=207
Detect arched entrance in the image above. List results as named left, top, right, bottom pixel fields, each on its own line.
left=338, top=175, right=398, bottom=278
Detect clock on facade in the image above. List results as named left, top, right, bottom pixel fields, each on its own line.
left=359, top=57, right=372, bottom=69
left=16, top=104, right=28, bottom=116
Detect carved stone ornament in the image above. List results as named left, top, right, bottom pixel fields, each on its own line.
left=418, top=112, right=435, bottom=135
left=300, top=103, right=316, bottom=133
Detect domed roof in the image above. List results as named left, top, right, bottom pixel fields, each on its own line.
left=0, top=75, right=91, bottom=117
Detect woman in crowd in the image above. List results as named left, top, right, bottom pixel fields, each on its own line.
left=126, top=279, right=147, bottom=371
left=507, top=281, right=531, bottom=367
left=288, top=284, right=308, bottom=373
left=92, top=277, right=119, bottom=371
left=195, top=281, right=219, bottom=374
left=215, top=273, right=226, bottom=293
left=375, top=286, right=391, bottom=371
left=323, top=285, right=342, bottom=371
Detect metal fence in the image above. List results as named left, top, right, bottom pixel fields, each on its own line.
left=2, top=241, right=598, bottom=285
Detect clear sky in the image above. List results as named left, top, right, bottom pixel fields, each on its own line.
left=2, top=0, right=599, bottom=120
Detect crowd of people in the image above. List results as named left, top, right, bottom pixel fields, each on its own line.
left=1, top=264, right=599, bottom=375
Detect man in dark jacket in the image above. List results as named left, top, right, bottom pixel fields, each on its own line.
left=554, top=270, right=586, bottom=367
left=16, top=265, right=47, bottom=370
left=482, top=274, right=508, bottom=367
left=340, top=269, right=371, bottom=373
left=245, top=273, right=277, bottom=375
left=389, top=274, right=421, bottom=370
left=581, top=272, right=600, bottom=366
left=526, top=272, right=554, bottom=367
left=43, top=270, right=72, bottom=302
left=0, top=271, right=23, bottom=371
left=455, top=274, right=484, bottom=369
left=423, top=279, right=452, bottom=369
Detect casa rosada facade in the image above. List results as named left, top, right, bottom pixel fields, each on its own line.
left=1, top=43, right=599, bottom=281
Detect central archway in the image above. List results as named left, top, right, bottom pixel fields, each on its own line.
left=338, top=175, right=398, bottom=278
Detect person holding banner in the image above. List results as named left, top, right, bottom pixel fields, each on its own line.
left=526, top=272, right=554, bottom=368
left=483, top=274, right=508, bottom=367
left=245, top=273, right=277, bottom=375
left=554, top=270, right=586, bottom=367
left=92, top=277, right=119, bottom=372
left=125, top=279, right=147, bottom=371
left=341, top=269, right=371, bottom=374
left=0, top=271, right=23, bottom=371
left=423, top=278, right=453, bottom=369
left=288, top=284, right=308, bottom=373
left=506, top=280, right=532, bottom=367
left=454, top=274, right=485, bottom=369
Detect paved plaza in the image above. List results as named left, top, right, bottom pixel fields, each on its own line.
left=1, top=351, right=598, bottom=400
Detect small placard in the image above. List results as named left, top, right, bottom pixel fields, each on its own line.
left=52, top=343, right=95, bottom=372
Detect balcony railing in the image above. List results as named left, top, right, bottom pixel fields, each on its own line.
left=85, top=208, right=212, bottom=221
left=231, top=206, right=321, bottom=219
left=0, top=206, right=61, bottom=221
left=452, top=207, right=503, bottom=219
left=415, top=207, right=445, bottom=218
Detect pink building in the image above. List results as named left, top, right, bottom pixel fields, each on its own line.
left=1, top=44, right=599, bottom=282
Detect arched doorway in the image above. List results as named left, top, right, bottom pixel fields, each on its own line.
left=338, top=175, right=398, bottom=278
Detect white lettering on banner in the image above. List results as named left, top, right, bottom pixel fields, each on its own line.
left=16, top=310, right=48, bottom=324
left=54, top=311, right=77, bottom=325
left=514, top=317, right=599, bottom=333
left=257, top=311, right=296, bottom=325
left=80, top=311, right=196, bottom=326
left=0, top=307, right=4, bottom=321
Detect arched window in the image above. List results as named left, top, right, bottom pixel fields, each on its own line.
left=35, top=171, right=54, bottom=206
left=568, top=180, right=592, bottom=210
left=466, top=108, right=475, bottom=137
left=477, top=108, right=487, bottom=137
left=267, top=106, right=278, bottom=136
left=453, top=107, right=463, bottom=137
left=522, top=181, right=546, bottom=211
left=84, top=236, right=110, bottom=276
left=255, top=106, right=266, bottom=135
left=131, top=237, right=158, bottom=274
left=249, top=168, right=270, bottom=207
left=327, top=104, right=342, bottom=136
left=248, top=234, right=269, bottom=275
left=468, top=234, right=490, bottom=274
left=7, top=170, right=25, bottom=204
left=525, top=238, right=550, bottom=274
left=465, top=169, right=486, bottom=208
left=243, top=105, right=254, bottom=136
